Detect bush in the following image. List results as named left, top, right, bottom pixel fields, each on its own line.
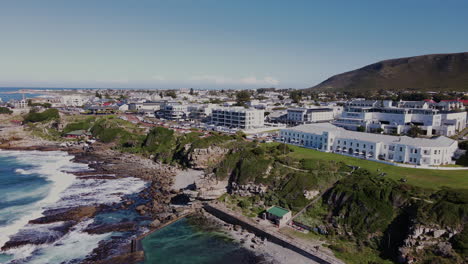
left=62, top=118, right=94, bottom=134
left=142, top=127, right=177, bottom=162
left=459, top=141, right=468, bottom=151
left=323, top=170, right=409, bottom=238
left=23, top=109, right=59, bottom=123
left=451, top=227, right=468, bottom=257
left=0, top=107, right=13, bottom=114
left=90, top=118, right=139, bottom=144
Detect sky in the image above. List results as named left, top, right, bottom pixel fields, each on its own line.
left=0, top=0, right=467, bottom=90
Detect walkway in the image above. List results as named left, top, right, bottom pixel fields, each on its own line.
left=204, top=202, right=345, bottom=264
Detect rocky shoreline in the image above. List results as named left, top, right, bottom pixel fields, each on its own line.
left=0, top=140, right=301, bottom=264
left=0, top=141, right=189, bottom=263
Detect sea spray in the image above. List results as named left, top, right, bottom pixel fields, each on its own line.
left=0, top=150, right=82, bottom=248
left=0, top=150, right=147, bottom=263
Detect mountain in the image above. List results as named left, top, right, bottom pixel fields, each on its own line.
left=308, top=52, right=468, bottom=93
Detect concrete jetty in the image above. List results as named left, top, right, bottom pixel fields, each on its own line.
left=203, top=202, right=345, bottom=264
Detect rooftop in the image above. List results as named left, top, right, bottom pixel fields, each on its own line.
left=283, top=123, right=457, bottom=148
left=267, top=206, right=290, bottom=218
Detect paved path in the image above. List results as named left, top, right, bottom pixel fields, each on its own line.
left=204, top=202, right=345, bottom=264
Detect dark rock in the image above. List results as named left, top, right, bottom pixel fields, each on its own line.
left=1, top=221, right=76, bottom=250
left=29, top=206, right=98, bottom=224
left=85, top=222, right=136, bottom=234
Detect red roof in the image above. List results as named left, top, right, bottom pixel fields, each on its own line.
left=440, top=99, right=468, bottom=105
left=102, top=102, right=112, bottom=106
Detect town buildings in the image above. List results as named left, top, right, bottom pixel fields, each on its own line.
left=334, top=100, right=467, bottom=136
left=280, top=123, right=458, bottom=166
left=160, top=103, right=188, bottom=120
left=286, top=108, right=334, bottom=125
left=211, top=107, right=265, bottom=130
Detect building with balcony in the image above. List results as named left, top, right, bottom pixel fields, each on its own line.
left=280, top=123, right=458, bottom=166
left=333, top=100, right=467, bottom=136
left=211, top=107, right=264, bottom=130
left=160, top=103, right=188, bottom=120
left=286, top=108, right=334, bottom=125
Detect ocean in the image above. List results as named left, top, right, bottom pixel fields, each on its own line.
left=0, top=150, right=147, bottom=264
left=0, top=88, right=44, bottom=101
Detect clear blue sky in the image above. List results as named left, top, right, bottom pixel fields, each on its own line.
left=0, top=0, right=467, bottom=89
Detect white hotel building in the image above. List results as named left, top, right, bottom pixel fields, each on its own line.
left=334, top=100, right=467, bottom=137
left=280, top=123, right=458, bottom=166
left=211, top=107, right=264, bottom=130
left=286, top=108, right=335, bottom=125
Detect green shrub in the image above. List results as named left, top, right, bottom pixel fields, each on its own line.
left=142, top=127, right=177, bottom=162
left=323, top=170, right=410, bottom=238
left=451, top=227, right=468, bottom=257
left=417, top=189, right=468, bottom=228
left=0, top=107, right=13, bottom=114
left=23, top=109, right=59, bottom=123
left=90, top=118, right=141, bottom=144
left=62, top=118, right=94, bottom=134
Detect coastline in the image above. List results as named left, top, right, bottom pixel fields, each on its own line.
left=0, top=138, right=181, bottom=263
left=0, top=134, right=326, bottom=264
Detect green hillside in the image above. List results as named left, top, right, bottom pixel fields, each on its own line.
left=308, top=52, right=468, bottom=93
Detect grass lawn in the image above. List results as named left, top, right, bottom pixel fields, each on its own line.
left=286, top=145, right=468, bottom=190
left=280, top=228, right=393, bottom=264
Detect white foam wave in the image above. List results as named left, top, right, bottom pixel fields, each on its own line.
left=5, top=220, right=111, bottom=264
left=0, top=150, right=87, bottom=249
left=50, top=177, right=147, bottom=209
left=14, top=169, right=32, bottom=175
left=0, top=150, right=147, bottom=263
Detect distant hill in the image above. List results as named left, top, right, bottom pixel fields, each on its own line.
left=307, top=52, right=468, bottom=93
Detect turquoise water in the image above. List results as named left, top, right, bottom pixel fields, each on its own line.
left=142, top=217, right=261, bottom=264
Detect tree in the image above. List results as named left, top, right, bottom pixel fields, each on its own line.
left=289, top=90, right=302, bottom=103
left=357, top=125, right=366, bottom=132
left=235, top=90, right=251, bottom=107
left=0, top=107, right=13, bottom=115
left=95, top=91, right=102, bottom=99
left=407, top=125, right=423, bottom=137
left=278, top=95, right=284, bottom=101
left=165, top=90, right=177, bottom=99
left=189, top=88, right=194, bottom=95
left=458, top=141, right=468, bottom=150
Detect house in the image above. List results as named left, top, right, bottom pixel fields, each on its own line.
left=10, top=120, right=23, bottom=126
left=65, top=130, right=92, bottom=138
left=264, top=206, right=292, bottom=227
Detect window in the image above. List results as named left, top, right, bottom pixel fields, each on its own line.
left=357, top=143, right=360, bottom=147
left=400, top=147, right=403, bottom=151
left=414, top=149, right=418, bottom=154
left=371, top=145, right=373, bottom=150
